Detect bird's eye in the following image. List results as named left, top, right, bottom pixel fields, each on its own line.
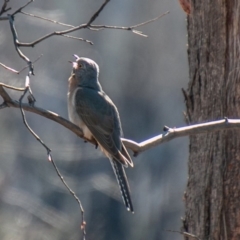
left=78, top=63, right=83, bottom=68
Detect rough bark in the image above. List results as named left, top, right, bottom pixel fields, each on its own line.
left=184, top=1, right=240, bottom=239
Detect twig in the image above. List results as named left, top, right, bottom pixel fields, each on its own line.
left=50, top=156, right=86, bottom=239
left=131, top=11, right=169, bottom=28
left=17, top=9, right=169, bottom=46
left=0, top=0, right=11, bottom=16
left=21, top=11, right=75, bottom=28
left=18, top=76, right=50, bottom=155
left=2, top=79, right=86, bottom=239
left=8, top=14, right=34, bottom=74
left=0, top=54, right=43, bottom=74
left=62, top=35, right=93, bottom=45
left=12, top=0, right=34, bottom=16
left=0, top=62, right=19, bottom=73
left=86, top=0, right=110, bottom=25
left=21, top=9, right=168, bottom=38
left=166, top=229, right=200, bottom=240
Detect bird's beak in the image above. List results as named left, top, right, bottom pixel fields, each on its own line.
left=73, top=54, right=79, bottom=60
left=68, top=61, right=78, bottom=69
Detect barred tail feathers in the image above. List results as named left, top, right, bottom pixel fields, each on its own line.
left=109, top=159, right=134, bottom=213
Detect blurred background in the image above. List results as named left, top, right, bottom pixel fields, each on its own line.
left=0, top=0, right=189, bottom=239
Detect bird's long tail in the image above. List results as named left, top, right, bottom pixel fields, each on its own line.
left=109, top=159, right=134, bottom=213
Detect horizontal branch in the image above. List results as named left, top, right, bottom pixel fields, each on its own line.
left=1, top=83, right=240, bottom=156
left=17, top=11, right=169, bottom=46
left=122, top=118, right=239, bottom=155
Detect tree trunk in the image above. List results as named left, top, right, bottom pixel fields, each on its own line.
left=184, top=1, right=240, bottom=239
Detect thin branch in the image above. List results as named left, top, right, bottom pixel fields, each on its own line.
left=17, top=10, right=169, bottom=46
left=8, top=14, right=34, bottom=75
left=50, top=156, right=86, bottom=239
left=21, top=9, right=168, bottom=38
left=18, top=76, right=51, bottom=155
left=1, top=81, right=86, bottom=238
left=0, top=0, right=11, bottom=16
left=12, top=0, right=34, bottom=16
left=0, top=62, right=19, bottom=73
left=0, top=54, right=43, bottom=74
left=123, top=117, right=240, bottom=155
left=1, top=83, right=240, bottom=156
left=62, top=35, right=93, bottom=45
left=131, top=11, right=169, bottom=28
left=21, top=11, right=74, bottom=28
left=0, top=83, right=85, bottom=139
left=166, top=229, right=200, bottom=240
left=86, top=0, right=110, bottom=25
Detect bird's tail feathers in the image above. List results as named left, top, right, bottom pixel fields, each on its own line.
left=110, top=159, right=134, bottom=213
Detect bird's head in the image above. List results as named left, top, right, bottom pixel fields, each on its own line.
left=71, top=55, right=99, bottom=81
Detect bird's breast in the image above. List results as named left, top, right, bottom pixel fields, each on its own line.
left=67, top=88, right=93, bottom=140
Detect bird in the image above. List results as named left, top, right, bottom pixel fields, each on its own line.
left=67, top=55, right=134, bottom=212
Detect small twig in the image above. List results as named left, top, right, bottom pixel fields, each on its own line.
left=50, top=156, right=86, bottom=239
left=0, top=62, right=19, bottom=73
left=12, top=0, right=34, bottom=16
left=86, top=0, right=110, bottom=25
left=0, top=54, right=43, bottom=74
left=8, top=14, right=34, bottom=74
left=1, top=80, right=86, bottom=238
left=15, top=2, right=168, bottom=46
left=131, top=11, right=169, bottom=28
left=0, top=0, right=11, bottom=16
left=62, top=35, right=93, bottom=45
left=21, top=9, right=168, bottom=38
left=19, top=78, right=50, bottom=155
left=21, top=11, right=75, bottom=28
left=18, top=54, right=42, bottom=74
left=166, top=229, right=200, bottom=240
left=14, top=0, right=111, bottom=47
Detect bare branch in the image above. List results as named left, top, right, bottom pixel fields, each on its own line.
left=1, top=82, right=87, bottom=237
left=131, top=11, right=169, bottom=28
left=8, top=14, right=34, bottom=74
left=14, top=0, right=111, bottom=47
left=0, top=62, right=19, bottom=73
left=0, top=83, right=85, bottom=139
left=86, top=0, right=110, bottom=25
left=19, top=84, right=51, bottom=155
left=50, top=157, right=86, bottom=239
left=17, top=11, right=169, bottom=46
left=166, top=229, right=200, bottom=240
left=12, top=0, right=34, bottom=16
left=123, top=118, right=240, bottom=155
left=21, top=11, right=75, bottom=27
left=1, top=83, right=240, bottom=156
left=21, top=8, right=168, bottom=38
left=0, top=0, right=11, bottom=16
left=62, top=35, right=93, bottom=45
left=0, top=54, right=42, bottom=74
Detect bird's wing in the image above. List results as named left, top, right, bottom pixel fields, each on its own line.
left=75, top=88, right=132, bottom=167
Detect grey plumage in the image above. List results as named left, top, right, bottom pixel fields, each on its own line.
left=67, top=56, right=134, bottom=212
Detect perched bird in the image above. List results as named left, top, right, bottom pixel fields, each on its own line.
left=67, top=55, right=134, bottom=212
